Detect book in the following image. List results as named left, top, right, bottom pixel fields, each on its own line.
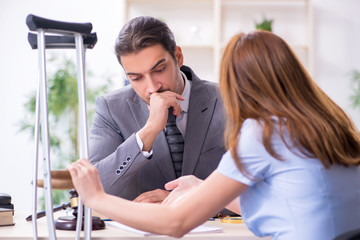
left=106, top=221, right=222, bottom=236
left=0, top=208, right=14, bottom=226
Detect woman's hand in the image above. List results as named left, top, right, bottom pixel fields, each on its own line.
left=66, top=158, right=106, bottom=209
left=162, top=175, right=203, bottom=205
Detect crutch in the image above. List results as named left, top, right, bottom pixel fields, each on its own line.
left=26, top=14, right=97, bottom=240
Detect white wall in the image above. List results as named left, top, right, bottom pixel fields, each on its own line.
left=0, top=0, right=359, bottom=212
left=313, top=0, right=360, bottom=126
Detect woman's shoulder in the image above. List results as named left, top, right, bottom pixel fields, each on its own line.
left=239, top=119, right=265, bottom=151
left=242, top=118, right=262, bottom=128
left=241, top=119, right=263, bottom=139
left=241, top=117, right=284, bottom=138
left=239, top=117, right=284, bottom=154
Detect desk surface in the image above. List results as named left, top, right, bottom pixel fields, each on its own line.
left=0, top=211, right=271, bottom=239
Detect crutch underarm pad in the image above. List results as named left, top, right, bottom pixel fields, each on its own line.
left=27, top=32, right=98, bottom=49
left=26, top=14, right=92, bottom=35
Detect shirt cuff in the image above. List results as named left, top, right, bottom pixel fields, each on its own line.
left=135, top=132, right=153, bottom=158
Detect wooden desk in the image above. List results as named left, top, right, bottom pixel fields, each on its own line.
left=0, top=211, right=271, bottom=239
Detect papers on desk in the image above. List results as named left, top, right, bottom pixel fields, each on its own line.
left=106, top=221, right=223, bottom=236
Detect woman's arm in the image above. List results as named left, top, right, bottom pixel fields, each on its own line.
left=163, top=175, right=241, bottom=215
left=67, top=158, right=248, bottom=238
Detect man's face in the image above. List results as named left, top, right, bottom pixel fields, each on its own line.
left=121, top=44, right=184, bottom=105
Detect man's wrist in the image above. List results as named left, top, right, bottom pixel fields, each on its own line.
left=135, top=132, right=153, bottom=158
left=138, top=123, right=160, bottom=152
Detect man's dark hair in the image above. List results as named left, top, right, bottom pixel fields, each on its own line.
left=115, top=16, right=177, bottom=65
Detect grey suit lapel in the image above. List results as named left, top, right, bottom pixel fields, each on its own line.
left=182, top=96, right=217, bottom=175
left=127, top=96, right=176, bottom=181
left=127, top=97, right=148, bottom=129
left=182, top=76, right=218, bottom=175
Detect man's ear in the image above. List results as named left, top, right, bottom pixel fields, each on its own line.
left=174, top=46, right=184, bottom=67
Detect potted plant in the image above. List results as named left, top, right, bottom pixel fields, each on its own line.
left=255, top=16, right=274, bottom=32
left=350, top=70, right=360, bottom=111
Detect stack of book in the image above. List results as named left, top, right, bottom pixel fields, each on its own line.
left=0, top=193, right=14, bottom=227
left=0, top=208, right=14, bottom=226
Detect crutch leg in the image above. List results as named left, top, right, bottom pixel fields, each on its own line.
left=37, top=28, right=57, bottom=240
left=75, top=32, right=92, bottom=240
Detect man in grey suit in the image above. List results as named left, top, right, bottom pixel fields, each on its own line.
left=89, top=16, right=226, bottom=203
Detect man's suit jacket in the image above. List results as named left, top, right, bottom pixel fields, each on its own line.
left=90, top=65, right=226, bottom=200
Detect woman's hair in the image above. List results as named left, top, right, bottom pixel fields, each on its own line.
left=114, top=16, right=176, bottom=65
left=219, top=31, right=360, bottom=173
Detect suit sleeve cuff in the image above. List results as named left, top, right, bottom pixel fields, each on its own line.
left=135, top=132, right=153, bottom=159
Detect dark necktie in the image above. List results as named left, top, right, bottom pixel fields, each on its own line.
left=165, top=109, right=184, bottom=178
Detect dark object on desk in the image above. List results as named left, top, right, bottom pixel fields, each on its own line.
left=334, top=228, right=360, bottom=240
left=26, top=202, right=71, bottom=221
left=27, top=189, right=105, bottom=230
left=57, top=189, right=105, bottom=230
left=55, top=216, right=105, bottom=231
left=0, top=193, right=14, bottom=212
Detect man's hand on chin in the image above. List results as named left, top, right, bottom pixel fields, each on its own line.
left=133, top=189, right=170, bottom=203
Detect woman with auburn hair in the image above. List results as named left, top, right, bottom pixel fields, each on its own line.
left=67, top=31, right=360, bottom=239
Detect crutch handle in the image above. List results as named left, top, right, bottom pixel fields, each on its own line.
left=26, top=14, right=92, bottom=35
left=27, top=32, right=97, bottom=49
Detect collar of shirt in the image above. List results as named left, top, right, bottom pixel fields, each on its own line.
left=176, top=71, right=192, bottom=138
left=179, top=71, right=191, bottom=113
